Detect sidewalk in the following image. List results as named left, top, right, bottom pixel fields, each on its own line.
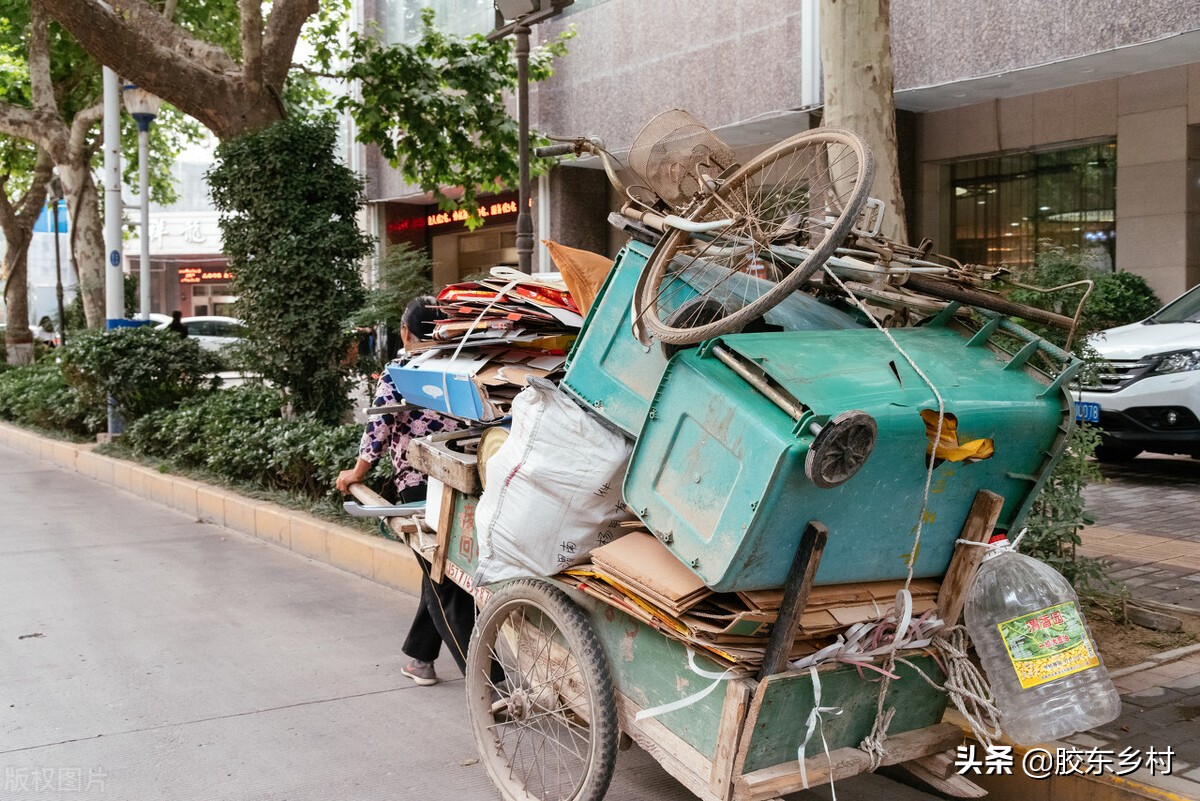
left=1080, top=455, right=1200, bottom=611
left=1063, top=455, right=1200, bottom=800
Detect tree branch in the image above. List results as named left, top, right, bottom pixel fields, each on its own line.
left=262, top=0, right=318, bottom=91
left=68, top=101, right=104, bottom=161
left=28, top=4, right=57, bottom=115
left=0, top=103, right=63, bottom=158
left=15, top=149, right=55, bottom=221
left=240, top=0, right=264, bottom=96
left=35, top=0, right=241, bottom=130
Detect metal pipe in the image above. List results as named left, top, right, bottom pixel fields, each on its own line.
left=515, top=23, right=532, bottom=274
left=102, top=67, right=124, bottom=325
left=51, top=195, right=66, bottom=346
left=712, top=345, right=807, bottom=421
left=102, top=66, right=123, bottom=436
left=137, top=126, right=151, bottom=319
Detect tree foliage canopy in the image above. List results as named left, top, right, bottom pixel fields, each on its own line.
left=311, top=6, right=573, bottom=226
left=208, top=117, right=370, bottom=424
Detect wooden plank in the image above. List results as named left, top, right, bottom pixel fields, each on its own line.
left=757, top=522, right=827, bottom=680
left=406, top=432, right=483, bottom=495
left=708, top=679, right=753, bottom=801
left=733, top=656, right=949, bottom=775
left=614, top=692, right=722, bottom=801
left=429, top=483, right=456, bottom=582
left=937, top=489, right=1004, bottom=626
left=736, top=722, right=963, bottom=801
left=891, top=753, right=988, bottom=798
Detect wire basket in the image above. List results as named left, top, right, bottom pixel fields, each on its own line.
left=627, top=109, right=736, bottom=210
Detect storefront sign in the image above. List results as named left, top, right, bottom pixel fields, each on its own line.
left=178, top=266, right=234, bottom=284
left=427, top=199, right=520, bottom=228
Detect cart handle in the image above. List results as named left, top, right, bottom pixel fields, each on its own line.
left=343, top=482, right=426, bottom=517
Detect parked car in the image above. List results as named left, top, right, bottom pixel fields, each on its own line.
left=155, top=315, right=246, bottom=352
left=1076, top=283, right=1200, bottom=461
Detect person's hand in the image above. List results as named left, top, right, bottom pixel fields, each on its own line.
left=336, top=463, right=369, bottom=493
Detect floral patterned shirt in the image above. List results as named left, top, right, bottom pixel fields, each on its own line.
left=358, top=367, right=461, bottom=492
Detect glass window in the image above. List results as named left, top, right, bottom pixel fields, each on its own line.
left=949, top=141, right=1116, bottom=271
left=378, top=0, right=495, bottom=44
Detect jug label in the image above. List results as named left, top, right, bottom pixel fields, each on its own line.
left=997, top=601, right=1100, bottom=689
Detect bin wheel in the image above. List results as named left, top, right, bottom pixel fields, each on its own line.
left=466, top=578, right=618, bottom=801
left=633, top=128, right=875, bottom=345
left=805, top=410, right=877, bottom=489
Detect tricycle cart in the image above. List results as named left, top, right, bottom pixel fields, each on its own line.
left=347, top=119, right=1084, bottom=801
left=351, top=469, right=1007, bottom=801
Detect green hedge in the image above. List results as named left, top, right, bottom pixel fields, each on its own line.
left=0, top=361, right=98, bottom=434
left=124, top=386, right=368, bottom=500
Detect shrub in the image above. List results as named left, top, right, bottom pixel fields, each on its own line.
left=58, top=326, right=223, bottom=423
left=1009, top=247, right=1161, bottom=345
left=208, top=118, right=371, bottom=424
left=0, top=361, right=98, bottom=434
left=125, top=385, right=363, bottom=499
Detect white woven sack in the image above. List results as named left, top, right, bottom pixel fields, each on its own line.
left=474, top=378, right=633, bottom=587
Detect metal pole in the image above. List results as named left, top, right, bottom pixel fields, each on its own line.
left=137, top=124, right=151, bottom=319
left=102, top=66, right=124, bottom=436
left=103, top=67, right=124, bottom=325
left=51, top=200, right=65, bottom=347
left=515, top=23, right=532, bottom=274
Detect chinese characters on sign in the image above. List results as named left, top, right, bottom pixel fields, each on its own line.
left=426, top=200, right=520, bottom=228
left=178, top=266, right=234, bottom=285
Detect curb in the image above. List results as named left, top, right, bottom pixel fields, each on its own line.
left=0, top=422, right=424, bottom=597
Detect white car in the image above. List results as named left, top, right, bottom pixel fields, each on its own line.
left=155, top=315, right=246, bottom=352
left=1076, top=284, right=1200, bottom=461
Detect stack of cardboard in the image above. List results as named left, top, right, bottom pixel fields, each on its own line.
left=564, top=531, right=939, bottom=668
left=388, top=272, right=583, bottom=421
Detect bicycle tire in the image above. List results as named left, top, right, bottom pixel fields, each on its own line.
left=465, top=578, right=618, bottom=801
left=634, top=128, right=875, bottom=345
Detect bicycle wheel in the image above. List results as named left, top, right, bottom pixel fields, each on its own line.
left=465, top=578, right=618, bottom=801
left=634, top=128, right=875, bottom=345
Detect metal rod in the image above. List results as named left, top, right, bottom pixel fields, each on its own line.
left=711, top=345, right=807, bottom=421
left=51, top=198, right=65, bottom=346
left=515, top=23, right=532, bottom=274
left=138, top=125, right=151, bottom=319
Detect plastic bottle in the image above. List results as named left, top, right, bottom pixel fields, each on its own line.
left=964, top=533, right=1121, bottom=745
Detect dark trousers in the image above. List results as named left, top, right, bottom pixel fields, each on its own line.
left=402, top=551, right=476, bottom=673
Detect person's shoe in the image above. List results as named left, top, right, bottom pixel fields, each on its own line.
left=402, top=659, right=439, bottom=686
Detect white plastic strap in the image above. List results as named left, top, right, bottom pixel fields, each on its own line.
left=634, top=650, right=735, bottom=722
left=797, top=666, right=843, bottom=799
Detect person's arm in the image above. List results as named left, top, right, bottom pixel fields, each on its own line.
left=335, top=374, right=401, bottom=493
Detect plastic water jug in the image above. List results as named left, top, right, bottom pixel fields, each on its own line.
left=964, top=534, right=1121, bottom=744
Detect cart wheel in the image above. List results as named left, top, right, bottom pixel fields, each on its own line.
left=634, top=128, right=875, bottom=345
left=466, top=578, right=618, bottom=801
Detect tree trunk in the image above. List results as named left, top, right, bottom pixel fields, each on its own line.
left=821, top=0, right=907, bottom=245
left=2, top=235, right=35, bottom=365
left=60, top=164, right=106, bottom=328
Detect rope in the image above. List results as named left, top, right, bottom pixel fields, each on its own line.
left=901, top=626, right=1003, bottom=748
left=819, top=264, right=946, bottom=770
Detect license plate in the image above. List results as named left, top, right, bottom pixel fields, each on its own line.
left=1075, top=401, right=1101, bottom=424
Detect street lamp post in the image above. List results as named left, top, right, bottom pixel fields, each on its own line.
left=47, top=172, right=67, bottom=346
left=489, top=0, right=572, bottom=274
left=122, top=84, right=161, bottom=320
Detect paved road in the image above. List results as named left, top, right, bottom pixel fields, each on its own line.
left=0, top=443, right=932, bottom=801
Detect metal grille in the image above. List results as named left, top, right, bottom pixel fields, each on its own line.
left=1081, top=358, right=1155, bottom=392
left=627, top=109, right=736, bottom=210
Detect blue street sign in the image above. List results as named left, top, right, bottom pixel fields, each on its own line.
left=32, top=200, right=68, bottom=233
